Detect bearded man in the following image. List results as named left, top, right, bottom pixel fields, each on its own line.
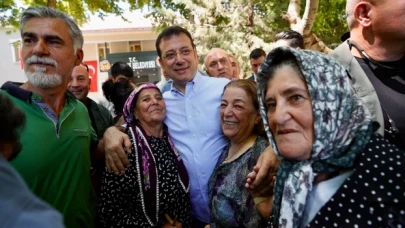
left=0, top=7, right=98, bottom=228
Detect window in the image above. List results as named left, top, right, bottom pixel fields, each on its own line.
left=129, top=41, right=142, bottom=52
left=10, top=39, right=21, bottom=63
left=98, top=43, right=110, bottom=60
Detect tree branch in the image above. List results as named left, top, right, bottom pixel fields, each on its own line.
left=307, top=32, right=332, bottom=53
left=283, top=0, right=302, bottom=32
left=301, top=0, right=319, bottom=36
left=282, top=0, right=330, bottom=53
left=287, top=0, right=301, bottom=21
left=247, top=2, right=254, bottom=28
left=47, top=0, right=57, bottom=8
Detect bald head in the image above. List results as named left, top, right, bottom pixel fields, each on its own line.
left=345, top=0, right=405, bottom=61
left=67, top=65, right=90, bottom=103
left=204, top=48, right=234, bottom=79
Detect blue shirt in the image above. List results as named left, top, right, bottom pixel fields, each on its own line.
left=0, top=154, right=64, bottom=228
left=161, top=79, right=172, bottom=94
left=163, top=71, right=229, bottom=222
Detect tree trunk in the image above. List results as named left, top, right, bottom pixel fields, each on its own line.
left=302, top=0, right=318, bottom=36
left=246, top=2, right=255, bottom=48
left=247, top=2, right=254, bottom=28
left=47, top=0, right=57, bottom=8
left=282, top=0, right=331, bottom=53
left=306, top=33, right=331, bottom=53
left=189, top=13, right=195, bottom=24
left=283, top=0, right=302, bottom=33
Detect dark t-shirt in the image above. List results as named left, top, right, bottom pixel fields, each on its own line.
left=355, top=56, right=405, bottom=150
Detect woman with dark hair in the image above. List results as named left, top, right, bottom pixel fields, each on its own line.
left=102, top=61, right=135, bottom=123
left=97, top=83, right=192, bottom=227
left=207, top=80, right=272, bottom=227
left=251, top=47, right=405, bottom=227
left=102, top=76, right=135, bottom=124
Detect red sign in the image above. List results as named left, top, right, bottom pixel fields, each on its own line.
left=85, top=60, right=98, bottom=92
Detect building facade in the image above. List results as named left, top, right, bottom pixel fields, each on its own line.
left=0, top=20, right=159, bottom=103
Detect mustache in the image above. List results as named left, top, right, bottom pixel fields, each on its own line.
left=25, top=55, right=58, bottom=67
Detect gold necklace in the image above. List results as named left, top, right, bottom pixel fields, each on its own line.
left=223, top=134, right=257, bottom=163
left=224, top=137, right=252, bottom=163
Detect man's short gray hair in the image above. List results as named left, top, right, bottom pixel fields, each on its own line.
left=346, top=0, right=364, bottom=29
left=20, top=7, right=83, bottom=54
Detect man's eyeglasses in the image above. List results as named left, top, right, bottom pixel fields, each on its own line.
left=162, top=48, right=193, bottom=61
left=80, top=62, right=89, bottom=72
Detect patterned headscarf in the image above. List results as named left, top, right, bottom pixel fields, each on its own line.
left=256, top=47, right=374, bottom=227
left=123, top=83, right=159, bottom=124
left=123, top=83, right=190, bottom=226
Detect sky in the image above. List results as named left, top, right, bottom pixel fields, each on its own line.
left=13, top=0, right=153, bottom=30
left=81, top=11, right=152, bottom=30
left=81, top=2, right=152, bottom=30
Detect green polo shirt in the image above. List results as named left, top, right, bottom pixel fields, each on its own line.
left=1, top=82, right=97, bottom=228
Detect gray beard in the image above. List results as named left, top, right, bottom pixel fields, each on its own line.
left=25, top=66, right=62, bottom=89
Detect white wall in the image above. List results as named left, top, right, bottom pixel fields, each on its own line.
left=0, top=29, right=26, bottom=85
left=83, top=43, right=98, bottom=60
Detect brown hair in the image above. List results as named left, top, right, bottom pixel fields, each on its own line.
left=223, top=79, right=265, bottom=135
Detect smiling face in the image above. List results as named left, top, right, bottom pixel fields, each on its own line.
left=265, top=64, right=314, bottom=161
left=220, top=87, right=260, bottom=142
left=67, top=65, right=90, bottom=102
left=134, top=88, right=166, bottom=127
left=21, top=17, right=82, bottom=89
left=158, top=33, right=198, bottom=89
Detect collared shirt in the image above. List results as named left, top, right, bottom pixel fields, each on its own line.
left=163, top=71, right=230, bottom=222
left=301, top=171, right=354, bottom=227
left=1, top=81, right=97, bottom=228
left=161, top=79, right=173, bottom=94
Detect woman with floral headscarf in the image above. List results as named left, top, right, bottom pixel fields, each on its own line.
left=97, top=83, right=191, bottom=228
left=251, top=47, right=405, bottom=227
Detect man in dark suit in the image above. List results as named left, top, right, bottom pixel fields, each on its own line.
left=248, top=48, right=266, bottom=81
left=330, top=0, right=405, bottom=150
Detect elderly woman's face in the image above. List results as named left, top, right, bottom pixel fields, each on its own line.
left=220, top=87, right=260, bottom=141
left=134, top=88, right=166, bottom=124
left=265, top=65, right=314, bottom=160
